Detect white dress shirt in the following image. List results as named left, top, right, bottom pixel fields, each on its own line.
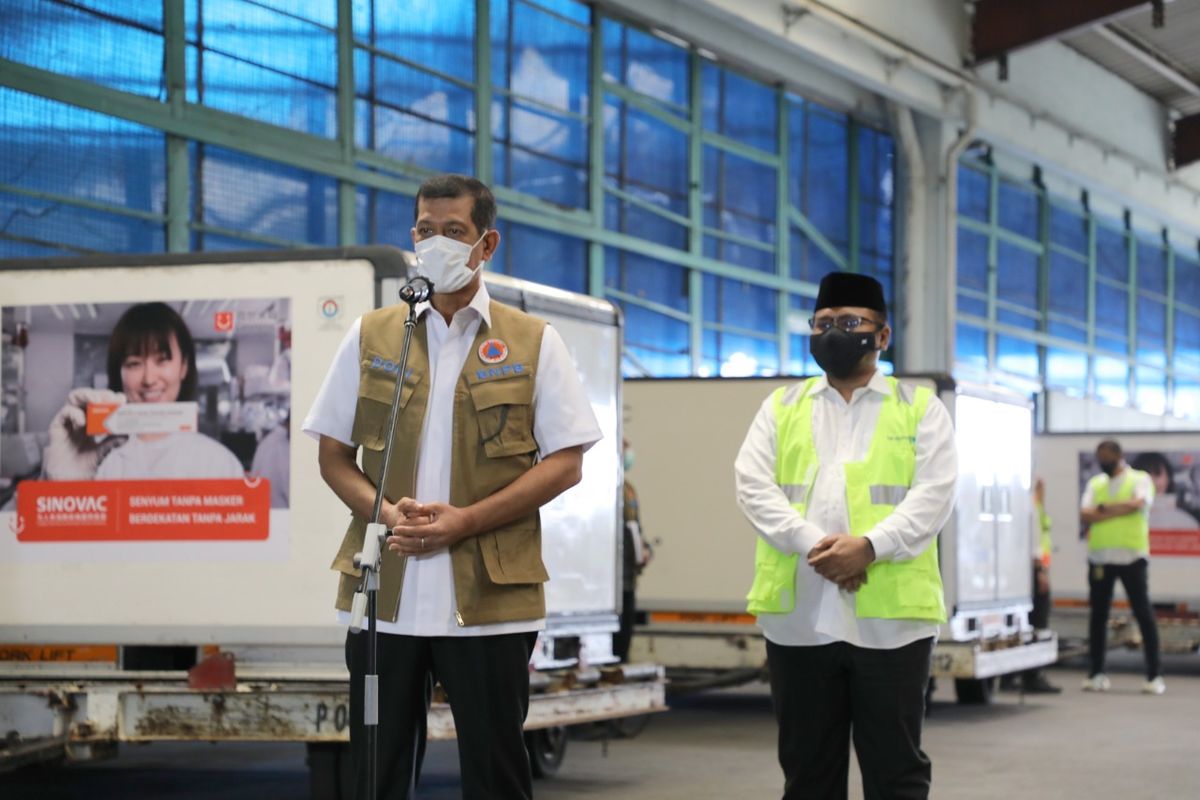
left=303, top=282, right=602, bottom=637
left=734, top=370, right=958, bottom=649
left=1080, top=467, right=1154, bottom=565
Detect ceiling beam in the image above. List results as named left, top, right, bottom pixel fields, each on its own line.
left=971, top=0, right=1158, bottom=65
left=1173, top=113, right=1200, bottom=169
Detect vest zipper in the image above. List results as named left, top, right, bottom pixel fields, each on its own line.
left=455, top=611, right=465, bottom=626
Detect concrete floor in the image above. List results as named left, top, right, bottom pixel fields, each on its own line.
left=3, top=652, right=1198, bottom=799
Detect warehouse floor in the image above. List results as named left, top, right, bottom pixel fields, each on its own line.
left=4, top=652, right=1198, bottom=799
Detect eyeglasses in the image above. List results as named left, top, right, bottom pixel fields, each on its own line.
left=807, top=314, right=885, bottom=334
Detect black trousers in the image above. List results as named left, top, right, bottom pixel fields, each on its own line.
left=1087, top=559, right=1161, bottom=680
left=614, top=588, right=636, bottom=662
left=766, top=637, right=934, bottom=800
left=345, top=630, right=538, bottom=800
left=1030, top=564, right=1050, bottom=631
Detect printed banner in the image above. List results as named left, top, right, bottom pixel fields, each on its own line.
left=14, top=479, right=271, bottom=542
left=2, top=297, right=291, bottom=561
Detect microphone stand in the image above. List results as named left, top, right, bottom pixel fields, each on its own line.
left=349, top=277, right=429, bottom=800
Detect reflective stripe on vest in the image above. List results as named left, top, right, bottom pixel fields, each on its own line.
left=745, top=376, right=947, bottom=623
left=1087, top=470, right=1152, bottom=553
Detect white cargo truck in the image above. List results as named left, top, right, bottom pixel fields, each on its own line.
left=0, top=247, right=665, bottom=789
left=624, top=376, right=1056, bottom=703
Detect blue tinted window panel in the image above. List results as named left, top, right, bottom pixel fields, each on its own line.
left=704, top=329, right=780, bottom=377
left=1135, top=367, right=1167, bottom=415
left=1050, top=203, right=1086, bottom=253
left=604, top=250, right=689, bottom=312
left=857, top=128, right=895, bottom=206
left=701, top=63, right=776, bottom=153
left=1096, top=224, right=1128, bottom=282
left=1094, top=356, right=1129, bottom=407
left=998, top=308, right=1038, bottom=330
left=359, top=53, right=475, bottom=130
left=703, top=147, right=776, bottom=239
left=1174, top=309, right=1200, bottom=373
left=617, top=302, right=690, bottom=376
left=802, top=109, right=850, bottom=248
left=191, top=0, right=335, bottom=85
left=704, top=237, right=775, bottom=274
left=356, top=0, right=474, bottom=83
left=1136, top=239, right=1168, bottom=295
left=1136, top=296, right=1167, bottom=366
left=957, top=293, right=987, bottom=318
left=498, top=103, right=587, bottom=162
left=604, top=104, right=689, bottom=208
left=0, top=192, right=163, bottom=254
left=1046, top=347, right=1088, bottom=396
left=197, top=233, right=276, bottom=252
left=494, top=146, right=587, bottom=208
left=790, top=229, right=842, bottom=286
left=957, top=166, right=989, bottom=222
left=956, top=228, right=989, bottom=294
left=1094, top=283, right=1129, bottom=340
left=1175, top=255, right=1200, bottom=309
left=996, top=335, right=1039, bottom=378
left=602, top=22, right=688, bottom=109
left=858, top=201, right=893, bottom=261
left=0, top=89, right=166, bottom=214
left=1174, top=377, right=1200, bottom=420
left=198, top=148, right=337, bottom=245
left=494, top=222, right=586, bottom=293
left=192, top=48, right=336, bottom=137
left=998, top=179, right=1039, bottom=239
left=1048, top=250, right=1087, bottom=321
left=605, top=198, right=688, bottom=250
left=357, top=101, right=473, bottom=175
left=1048, top=320, right=1088, bottom=343
left=497, top=1, right=589, bottom=114
left=4, top=0, right=165, bottom=97
left=996, top=241, right=1039, bottom=311
left=356, top=187, right=415, bottom=249
left=788, top=335, right=815, bottom=377
left=956, top=323, right=988, bottom=372
left=702, top=275, right=777, bottom=334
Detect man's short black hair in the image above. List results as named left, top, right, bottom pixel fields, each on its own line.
left=1097, top=439, right=1123, bottom=458
left=414, top=174, right=497, bottom=235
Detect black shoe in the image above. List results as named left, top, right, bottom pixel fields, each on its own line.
left=1022, top=674, right=1062, bottom=694
left=998, top=675, right=1019, bottom=692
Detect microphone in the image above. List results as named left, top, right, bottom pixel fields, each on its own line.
left=399, top=276, right=433, bottom=305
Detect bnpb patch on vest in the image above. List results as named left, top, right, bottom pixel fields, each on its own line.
left=476, top=363, right=527, bottom=381
left=369, top=355, right=414, bottom=378
left=478, top=338, right=509, bottom=364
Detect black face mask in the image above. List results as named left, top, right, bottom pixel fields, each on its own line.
left=1099, top=461, right=1119, bottom=477
left=809, top=329, right=878, bottom=379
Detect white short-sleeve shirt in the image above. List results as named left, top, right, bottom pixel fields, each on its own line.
left=303, top=282, right=602, bottom=637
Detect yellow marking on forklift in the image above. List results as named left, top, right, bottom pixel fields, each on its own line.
left=0, top=644, right=119, bottom=662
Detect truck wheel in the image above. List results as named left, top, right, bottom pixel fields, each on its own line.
left=526, top=726, right=568, bottom=779
left=954, top=677, right=994, bottom=705
left=307, top=742, right=354, bottom=800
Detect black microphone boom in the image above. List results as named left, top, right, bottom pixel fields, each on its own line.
left=399, top=276, right=433, bottom=305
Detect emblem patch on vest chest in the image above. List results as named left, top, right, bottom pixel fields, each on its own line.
left=479, top=339, right=509, bottom=364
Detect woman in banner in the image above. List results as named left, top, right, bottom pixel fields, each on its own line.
left=41, top=302, right=244, bottom=481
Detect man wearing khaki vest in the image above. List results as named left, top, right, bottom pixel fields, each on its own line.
left=734, top=272, right=957, bottom=800
left=304, top=174, right=601, bottom=799
left=1080, top=439, right=1164, bottom=695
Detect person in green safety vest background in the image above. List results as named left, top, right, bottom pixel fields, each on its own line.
left=1004, top=477, right=1061, bottom=693
left=1080, top=439, right=1165, bottom=695
left=734, top=272, right=957, bottom=800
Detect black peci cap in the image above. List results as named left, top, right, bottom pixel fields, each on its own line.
left=814, top=271, right=887, bottom=316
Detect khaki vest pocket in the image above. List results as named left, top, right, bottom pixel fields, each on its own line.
left=352, top=358, right=422, bottom=449
left=466, top=373, right=537, bottom=458
left=479, top=522, right=550, bottom=585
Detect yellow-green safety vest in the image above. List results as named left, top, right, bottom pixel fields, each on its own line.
left=1036, top=502, right=1052, bottom=567
left=746, top=376, right=947, bottom=623
left=1087, top=470, right=1152, bottom=553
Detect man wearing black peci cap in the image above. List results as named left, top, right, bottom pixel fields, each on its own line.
left=735, top=272, right=958, bottom=799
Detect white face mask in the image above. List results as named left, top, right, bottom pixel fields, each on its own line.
left=413, top=232, right=489, bottom=294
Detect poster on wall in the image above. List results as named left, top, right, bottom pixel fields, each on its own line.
left=1078, top=450, right=1200, bottom=557
left=1, top=298, right=291, bottom=560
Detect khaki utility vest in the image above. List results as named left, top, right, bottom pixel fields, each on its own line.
left=330, top=300, right=549, bottom=626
